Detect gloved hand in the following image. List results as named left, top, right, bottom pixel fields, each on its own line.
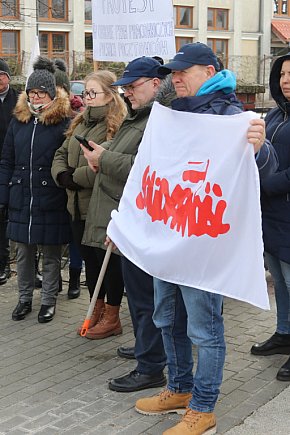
left=57, top=167, right=83, bottom=191
left=0, top=205, right=8, bottom=222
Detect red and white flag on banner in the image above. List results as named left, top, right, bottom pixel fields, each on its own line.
left=107, top=103, right=270, bottom=310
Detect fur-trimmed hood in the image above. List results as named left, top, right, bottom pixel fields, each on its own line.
left=14, top=87, right=71, bottom=125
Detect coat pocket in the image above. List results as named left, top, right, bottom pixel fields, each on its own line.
left=39, top=177, right=67, bottom=211
left=8, top=177, right=23, bottom=210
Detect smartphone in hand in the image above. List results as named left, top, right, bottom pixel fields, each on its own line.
left=75, top=134, right=94, bottom=151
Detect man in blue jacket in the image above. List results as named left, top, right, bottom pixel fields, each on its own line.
left=135, top=43, right=278, bottom=435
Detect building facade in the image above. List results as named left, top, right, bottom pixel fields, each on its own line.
left=0, top=1, right=285, bottom=86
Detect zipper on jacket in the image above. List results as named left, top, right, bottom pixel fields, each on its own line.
left=28, top=118, right=38, bottom=244
left=287, top=193, right=290, bottom=202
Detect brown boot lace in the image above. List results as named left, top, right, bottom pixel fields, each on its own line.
left=157, top=389, right=175, bottom=402
left=182, top=409, right=203, bottom=429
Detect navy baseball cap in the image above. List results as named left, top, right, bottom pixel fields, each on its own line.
left=112, top=56, right=166, bottom=86
left=159, top=42, right=220, bottom=74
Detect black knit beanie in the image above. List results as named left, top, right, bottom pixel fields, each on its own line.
left=0, top=58, right=11, bottom=78
left=26, top=56, right=56, bottom=99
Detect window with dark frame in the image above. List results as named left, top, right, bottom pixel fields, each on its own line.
left=174, top=6, right=193, bottom=29
left=39, top=31, right=68, bottom=65
left=273, top=0, right=290, bottom=15
left=0, top=0, right=19, bottom=19
left=207, top=8, right=229, bottom=30
left=207, top=38, right=228, bottom=68
left=38, top=0, right=68, bottom=21
left=85, top=33, right=93, bottom=59
left=175, top=36, right=194, bottom=51
left=85, top=0, right=92, bottom=21
left=0, top=30, right=19, bottom=57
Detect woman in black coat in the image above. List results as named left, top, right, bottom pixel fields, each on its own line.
left=0, top=57, right=71, bottom=323
left=251, top=53, right=290, bottom=381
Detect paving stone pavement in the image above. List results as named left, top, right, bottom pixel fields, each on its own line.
left=0, top=263, right=289, bottom=434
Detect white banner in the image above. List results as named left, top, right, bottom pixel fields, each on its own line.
left=108, top=103, right=270, bottom=310
left=92, top=0, right=176, bottom=62
left=25, top=35, right=40, bottom=87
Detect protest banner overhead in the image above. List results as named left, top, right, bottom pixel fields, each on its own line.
left=92, top=0, right=176, bottom=62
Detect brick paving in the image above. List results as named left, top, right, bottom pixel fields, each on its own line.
left=0, top=264, right=289, bottom=434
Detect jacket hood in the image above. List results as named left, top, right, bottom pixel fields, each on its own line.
left=14, top=87, right=71, bottom=125
left=155, top=75, right=176, bottom=107
left=269, top=52, right=290, bottom=108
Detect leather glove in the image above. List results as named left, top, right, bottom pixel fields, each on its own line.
left=0, top=205, right=8, bottom=222
left=57, top=169, right=83, bottom=191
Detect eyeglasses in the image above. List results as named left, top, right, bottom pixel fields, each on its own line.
left=82, top=90, right=105, bottom=99
left=28, top=90, right=47, bottom=98
left=121, top=78, right=153, bottom=93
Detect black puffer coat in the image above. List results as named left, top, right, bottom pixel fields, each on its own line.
left=0, top=89, right=71, bottom=245
left=262, top=53, right=290, bottom=264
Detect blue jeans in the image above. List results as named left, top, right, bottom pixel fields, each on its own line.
left=265, top=252, right=290, bottom=334
left=153, top=278, right=225, bottom=413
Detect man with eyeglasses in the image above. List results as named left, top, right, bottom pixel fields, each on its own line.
left=0, top=59, right=19, bottom=286
left=82, top=56, right=173, bottom=392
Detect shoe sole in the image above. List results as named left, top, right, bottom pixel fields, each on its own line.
left=117, top=349, right=136, bottom=360
left=276, top=374, right=290, bottom=381
left=108, top=378, right=167, bottom=393
left=68, top=292, right=81, bottom=300
left=251, top=346, right=290, bottom=356
left=135, top=406, right=187, bottom=415
left=38, top=315, right=55, bottom=323
left=204, top=427, right=217, bottom=435
left=86, top=328, right=123, bottom=340
left=12, top=310, right=32, bottom=321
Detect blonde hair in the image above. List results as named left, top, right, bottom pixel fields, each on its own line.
left=66, top=70, right=127, bottom=139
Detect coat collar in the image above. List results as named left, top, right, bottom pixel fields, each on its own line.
left=14, top=88, right=71, bottom=125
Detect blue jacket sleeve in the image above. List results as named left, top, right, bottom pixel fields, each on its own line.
left=255, top=139, right=278, bottom=180
left=260, top=166, right=290, bottom=196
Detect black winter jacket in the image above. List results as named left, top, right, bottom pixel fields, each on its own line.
left=0, top=89, right=71, bottom=245
left=0, top=86, right=19, bottom=155
left=262, top=52, right=290, bottom=264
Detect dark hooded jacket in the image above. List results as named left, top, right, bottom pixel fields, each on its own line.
left=262, top=53, right=290, bottom=264
left=0, top=86, right=19, bottom=155
left=0, top=88, right=71, bottom=245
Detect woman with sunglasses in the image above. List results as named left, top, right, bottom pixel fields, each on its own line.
left=52, top=70, right=127, bottom=336
left=0, top=57, right=71, bottom=323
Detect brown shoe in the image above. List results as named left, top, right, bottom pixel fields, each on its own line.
left=85, top=303, right=122, bottom=339
left=135, top=389, right=191, bottom=415
left=77, top=299, right=105, bottom=335
left=163, top=408, right=216, bottom=435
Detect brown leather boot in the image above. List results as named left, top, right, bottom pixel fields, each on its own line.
left=85, top=304, right=122, bottom=339
left=77, top=299, right=105, bottom=335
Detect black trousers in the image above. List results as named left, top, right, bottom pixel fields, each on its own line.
left=70, top=220, right=124, bottom=305
left=121, top=256, right=166, bottom=374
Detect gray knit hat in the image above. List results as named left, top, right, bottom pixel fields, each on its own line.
left=26, top=56, right=56, bottom=99
left=0, top=58, right=11, bottom=78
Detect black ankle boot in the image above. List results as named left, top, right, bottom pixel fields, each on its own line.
left=277, top=356, right=290, bottom=381
left=68, top=268, right=81, bottom=299
left=38, top=305, right=55, bottom=323
left=0, top=261, right=11, bottom=285
left=251, top=332, right=290, bottom=356
left=12, top=301, right=32, bottom=321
